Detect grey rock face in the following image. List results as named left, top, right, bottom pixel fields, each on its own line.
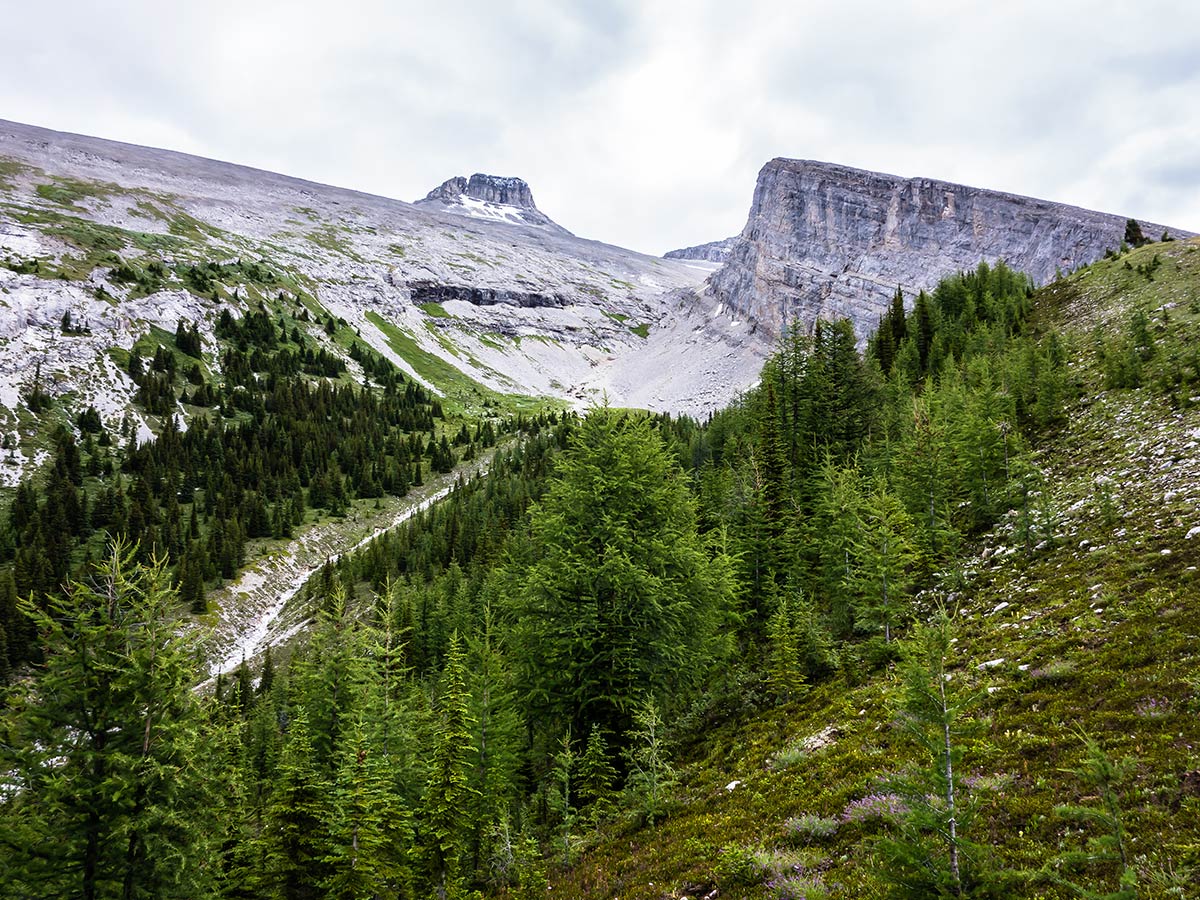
left=0, top=118, right=762, bottom=423
left=664, top=236, right=738, bottom=263
left=416, top=173, right=568, bottom=233
left=465, top=174, right=536, bottom=208
left=408, top=280, right=568, bottom=309
left=423, top=176, right=469, bottom=202
left=422, top=174, right=537, bottom=209
left=707, top=158, right=1195, bottom=339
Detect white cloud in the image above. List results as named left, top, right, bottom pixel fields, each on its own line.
left=0, top=0, right=1197, bottom=253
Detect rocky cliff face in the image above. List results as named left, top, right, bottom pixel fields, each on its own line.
left=663, top=236, right=738, bottom=263
left=416, top=173, right=568, bottom=233
left=707, top=158, right=1194, bottom=339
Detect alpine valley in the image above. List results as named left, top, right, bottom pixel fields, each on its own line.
left=2, top=118, right=1200, bottom=900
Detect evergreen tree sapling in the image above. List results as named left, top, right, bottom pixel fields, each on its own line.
left=877, top=609, right=997, bottom=898
left=1047, top=735, right=1138, bottom=900
left=624, top=698, right=678, bottom=827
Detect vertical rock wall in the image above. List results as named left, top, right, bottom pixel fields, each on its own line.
left=706, top=158, right=1191, bottom=338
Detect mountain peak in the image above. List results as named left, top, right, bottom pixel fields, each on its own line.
left=705, top=158, right=1195, bottom=340
left=416, top=173, right=569, bottom=234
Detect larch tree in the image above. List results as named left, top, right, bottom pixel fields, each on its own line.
left=878, top=609, right=996, bottom=899
left=504, top=406, right=734, bottom=746
left=0, top=542, right=217, bottom=900
left=852, top=479, right=918, bottom=645
left=257, top=708, right=331, bottom=900
left=421, top=632, right=475, bottom=900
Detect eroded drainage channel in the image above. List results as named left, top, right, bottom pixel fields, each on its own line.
left=203, top=455, right=493, bottom=681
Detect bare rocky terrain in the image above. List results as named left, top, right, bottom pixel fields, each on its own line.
left=4, top=119, right=1192, bottom=485
left=0, top=118, right=772, bottom=455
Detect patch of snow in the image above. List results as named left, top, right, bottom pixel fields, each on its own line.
left=453, top=195, right=545, bottom=229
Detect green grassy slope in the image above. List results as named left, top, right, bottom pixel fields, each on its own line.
left=551, top=239, right=1200, bottom=899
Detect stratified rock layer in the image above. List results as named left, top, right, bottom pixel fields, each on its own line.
left=0, top=118, right=768, bottom=423
left=416, top=173, right=567, bottom=233
left=707, top=158, right=1194, bottom=338
left=663, top=236, right=738, bottom=263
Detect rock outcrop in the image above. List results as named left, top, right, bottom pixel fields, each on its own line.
left=664, top=236, right=738, bottom=263
left=407, top=280, right=568, bottom=309
left=416, top=173, right=569, bottom=233
left=706, top=158, right=1194, bottom=339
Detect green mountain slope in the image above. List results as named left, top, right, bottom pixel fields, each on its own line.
left=551, top=238, right=1200, bottom=899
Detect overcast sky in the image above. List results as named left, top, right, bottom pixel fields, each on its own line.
left=3, top=1, right=1198, bottom=253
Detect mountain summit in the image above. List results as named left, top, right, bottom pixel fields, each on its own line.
left=704, top=157, right=1195, bottom=340
left=415, top=173, right=570, bottom=234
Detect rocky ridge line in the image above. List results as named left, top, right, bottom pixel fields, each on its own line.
left=663, top=235, right=738, bottom=263
left=705, top=157, right=1195, bottom=339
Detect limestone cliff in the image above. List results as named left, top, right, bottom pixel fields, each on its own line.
left=415, top=173, right=569, bottom=233
left=706, top=158, right=1194, bottom=338
left=663, top=236, right=738, bottom=263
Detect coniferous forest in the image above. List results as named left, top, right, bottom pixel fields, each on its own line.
left=3, top=258, right=1195, bottom=899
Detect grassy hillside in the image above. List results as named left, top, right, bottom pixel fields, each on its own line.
left=551, top=239, right=1200, bottom=899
